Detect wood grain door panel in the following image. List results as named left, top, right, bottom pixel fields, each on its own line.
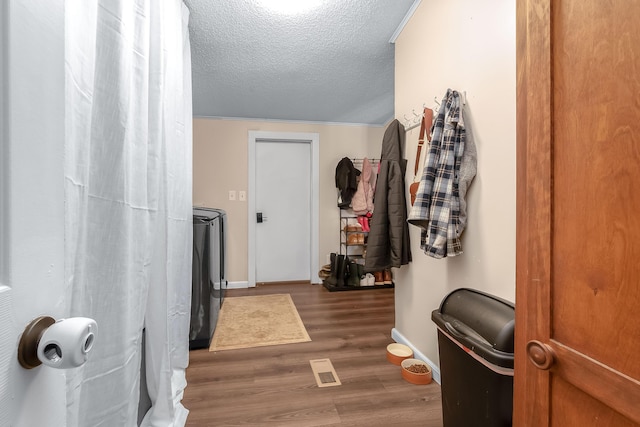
left=551, top=377, right=638, bottom=427
left=515, top=0, right=640, bottom=425
left=550, top=341, right=640, bottom=424
left=552, top=0, right=640, bottom=382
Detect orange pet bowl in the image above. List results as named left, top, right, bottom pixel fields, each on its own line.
left=401, top=358, right=432, bottom=385
left=386, top=343, right=413, bottom=365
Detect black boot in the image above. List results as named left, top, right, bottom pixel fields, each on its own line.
left=325, top=253, right=338, bottom=286
left=356, top=263, right=365, bottom=286
left=336, top=255, right=347, bottom=287
left=348, top=261, right=361, bottom=287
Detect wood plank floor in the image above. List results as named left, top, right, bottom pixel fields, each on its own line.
left=183, top=283, right=443, bottom=426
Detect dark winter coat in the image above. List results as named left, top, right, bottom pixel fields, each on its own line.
left=365, top=120, right=412, bottom=272
left=335, top=157, right=360, bottom=208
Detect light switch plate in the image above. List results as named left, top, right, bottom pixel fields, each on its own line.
left=228, top=190, right=236, bottom=201
left=238, top=191, right=246, bottom=201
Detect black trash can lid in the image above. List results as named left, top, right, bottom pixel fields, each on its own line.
left=432, top=288, right=514, bottom=368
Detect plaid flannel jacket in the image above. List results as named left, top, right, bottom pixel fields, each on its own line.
left=407, top=89, right=465, bottom=258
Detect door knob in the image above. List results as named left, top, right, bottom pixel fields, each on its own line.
left=526, top=340, right=556, bottom=370
left=18, top=316, right=97, bottom=369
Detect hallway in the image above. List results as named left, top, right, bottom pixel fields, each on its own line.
left=184, top=283, right=443, bottom=426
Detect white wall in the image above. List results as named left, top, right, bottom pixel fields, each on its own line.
left=0, top=0, right=10, bottom=411
left=1, top=1, right=68, bottom=425
left=193, top=118, right=385, bottom=284
left=393, top=0, right=516, bottom=369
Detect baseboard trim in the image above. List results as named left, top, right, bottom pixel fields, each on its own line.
left=391, top=328, right=441, bottom=384
left=227, top=281, right=322, bottom=289
left=226, top=281, right=251, bottom=289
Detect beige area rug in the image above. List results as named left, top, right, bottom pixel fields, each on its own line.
left=209, top=293, right=311, bottom=351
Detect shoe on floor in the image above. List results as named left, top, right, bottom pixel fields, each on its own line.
left=383, top=269, right=392, bottom=285
left=374, top=271, right=384, bottom=285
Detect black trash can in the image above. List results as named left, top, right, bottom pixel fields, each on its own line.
left=431, top=288, right=515, bottom=427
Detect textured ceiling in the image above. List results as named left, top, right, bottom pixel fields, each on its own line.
left=185, top=0, right=417, bottom=125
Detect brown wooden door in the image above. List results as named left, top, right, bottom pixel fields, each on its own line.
left=514, top=0, right=640, bottom=425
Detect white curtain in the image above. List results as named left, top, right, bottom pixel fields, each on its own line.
left=64, top=1, right=192, bottom=426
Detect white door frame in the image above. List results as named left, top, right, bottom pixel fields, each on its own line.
left=248, top=131, right=319, bottom=287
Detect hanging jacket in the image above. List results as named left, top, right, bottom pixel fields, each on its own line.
left=335, top=157, right=360, bottom=208
left=365, top=120, right=412, bottom=272
left=351, top=157, right=374, bottom=215
left=407, top=89, right=476, bottom=258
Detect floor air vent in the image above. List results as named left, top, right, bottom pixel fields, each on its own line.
left=309, top=358, right=341, bottom=388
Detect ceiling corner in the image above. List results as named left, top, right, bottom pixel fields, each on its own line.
left=389, top=0, right=422, bottom=44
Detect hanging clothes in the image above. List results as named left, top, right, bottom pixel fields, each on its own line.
left=365, top=120, right=412, bottom=272
left=408, top=89, right=477, bottom=258
left=351, top=157, right=375, bottom=215
left=335, top=157, right=360, bottom=208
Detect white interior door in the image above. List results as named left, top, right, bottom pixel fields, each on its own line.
left=255, top=140, right=311, bottom=282
left=1, top=1, right=68, bottom=426
left=248, top=131, right=319, bottom=287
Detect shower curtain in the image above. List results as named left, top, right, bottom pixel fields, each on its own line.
left=64, top=1, right=192, bottom=426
